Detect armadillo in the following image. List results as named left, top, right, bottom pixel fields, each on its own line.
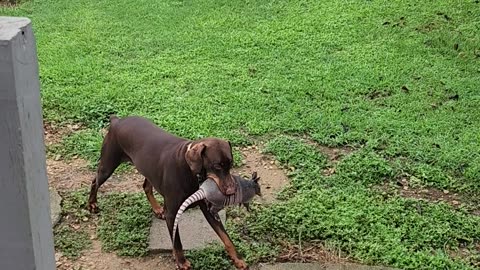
left=172, top=172, right=261, bottom=243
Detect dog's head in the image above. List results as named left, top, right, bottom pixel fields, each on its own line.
left=185, top=138, right=236, bottom=195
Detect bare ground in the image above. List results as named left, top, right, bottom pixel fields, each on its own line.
left=275, top=240, right=350, bottom=264
left=233, top=145, right=290, bottom=203
left=55, top=220, right=174, bottom=270
left=376, top=177, right=480, bottom=215
left=47, top=158, right=144, bottom=193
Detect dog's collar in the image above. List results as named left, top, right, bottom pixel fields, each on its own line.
left=186, top=142, right=206, bottom=183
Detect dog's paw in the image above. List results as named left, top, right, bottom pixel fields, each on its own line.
left=153, top=208, right=165, bottom=220
left=87, top=203, right=99, bottom=214
left=234, top=259, right=248, bottom=270
left=175, top=260, right=191, bottom=270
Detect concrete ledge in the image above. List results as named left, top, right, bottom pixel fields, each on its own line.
left=148, top=208, right=226, bottom=253
left=49, top=187, right=61, bottom=227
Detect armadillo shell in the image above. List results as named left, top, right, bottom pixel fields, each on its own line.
left=200, top=178, right=229, bottom=206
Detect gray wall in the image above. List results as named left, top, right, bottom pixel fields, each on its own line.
left=0, top=17, right=56, bottom=270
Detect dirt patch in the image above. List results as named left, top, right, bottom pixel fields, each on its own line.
left=44, top=121, right=143, bottom=193
left=317, top=145, right=354, bottom=163
left=400, top=187, right=462, bottom=206
left=233, top=146, right=290, bottom=203
left=377, top=179, right=479, bottom=215
left=44, top=122, right=83, bottom=147
left=0, top=0, right=17, bottom=7
left=47, top=158, right=144, bottom=193
left=275, top=241, right=350, bottom=264
left=300, top=136, right=354, bottom=163
left=56, top=223, right=174, bottom=270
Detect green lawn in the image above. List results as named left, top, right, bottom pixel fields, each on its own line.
left=2, top=0, right=479, bottom=269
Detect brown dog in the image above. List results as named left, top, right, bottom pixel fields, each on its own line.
left=87, top=115, right=247, bottom=269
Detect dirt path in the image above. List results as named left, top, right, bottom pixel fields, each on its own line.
left=47, top=158, right=145, bottom=193
left=56, top=225, right=174, bottom=270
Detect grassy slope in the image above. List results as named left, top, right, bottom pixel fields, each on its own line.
left=3, top=0, right=479, bottom=191
left=2, top=0, right=479, bottom=269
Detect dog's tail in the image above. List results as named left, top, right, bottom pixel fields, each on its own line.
left=97, top=115, right=120, bottom=165
left=172, top=189, right=206, bottom=244
left=109, top=114, right=120, bottom=126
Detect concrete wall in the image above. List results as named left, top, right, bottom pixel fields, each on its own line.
left=0, top=17, right=55, bottom=270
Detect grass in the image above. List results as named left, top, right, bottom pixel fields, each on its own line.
left=54, top=225, right=90, bottom=259
left=54, top=190, right=91, bottom=259
left=97, top=192, right=153, bottom=257
left=54, top=190, right=154, bottom=258
left=2, top=0, right=480, bottom=269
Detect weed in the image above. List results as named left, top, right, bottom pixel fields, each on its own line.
left=264, top=135, right=328, bottom=189
left=187, top=217, right=279, bottom=270
left=335, top=149, right=395, bottom=186
left=247, top=186, right=480, bottom=269
left=97, top=193, right=153, bottom=257
left=232, top=148, right=243, bottom=168
left=54, top=190, right=91, bottom=259
left=48, top=130, right=103, bottom=167
left=54, top=225, right=90, bottom=259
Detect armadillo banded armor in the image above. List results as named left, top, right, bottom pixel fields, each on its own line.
left=172, top=177, right=248, bottom=242
left=203, top=177, right=244, bottom=211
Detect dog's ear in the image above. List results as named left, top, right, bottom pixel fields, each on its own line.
left=185, top=142, right=206, bottom=175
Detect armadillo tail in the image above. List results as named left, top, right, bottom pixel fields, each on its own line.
left=172, top=189, right=207, bottom=243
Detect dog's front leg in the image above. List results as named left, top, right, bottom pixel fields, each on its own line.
left=199, top=201, right=248, bottom=270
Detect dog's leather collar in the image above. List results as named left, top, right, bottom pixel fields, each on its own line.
left=186, top=142, right=207, bottom=184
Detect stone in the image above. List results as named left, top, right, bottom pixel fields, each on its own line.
left=148, top=208, right=226, bottom=253
left=49, top=187, right=62, bottom=227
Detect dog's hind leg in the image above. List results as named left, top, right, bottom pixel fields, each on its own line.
left=143, top=178, right=165, bottom=219
left=87, top=131, right=123, bottom=213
